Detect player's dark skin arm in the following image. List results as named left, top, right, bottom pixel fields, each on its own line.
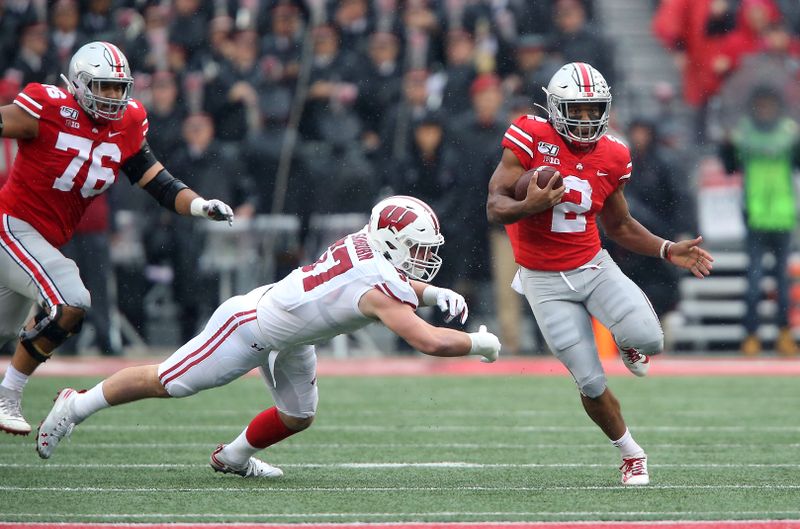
left=487, top=148, right=565, bottom=224
left=600, top=184, right=713, bottom=278
left=0, top=104, right=40, bottom=139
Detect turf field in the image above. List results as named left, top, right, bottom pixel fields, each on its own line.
left=0, top=367, right=798, bottom=525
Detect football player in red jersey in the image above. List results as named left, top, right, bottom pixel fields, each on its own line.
left=0, top=42, right=235, bottom=436
left=487, top=62, right=714, bottom=485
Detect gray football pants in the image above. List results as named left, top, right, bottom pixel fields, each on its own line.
left=518, top=249, right=663, bottom=398
left=0, top=214, right=91, bottom=345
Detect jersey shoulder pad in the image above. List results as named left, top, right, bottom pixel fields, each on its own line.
left=602, top=134, right=632, bottom=181
left=373, top=258, right=418, bottom=309
left=13, top=83, right=70, bottom=119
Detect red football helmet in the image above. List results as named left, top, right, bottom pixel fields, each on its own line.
left=366, top=195, right=444, bottom=282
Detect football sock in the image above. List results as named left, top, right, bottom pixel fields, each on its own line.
left=224, top=407, right=297, bottom=464
left=1, top=365, right=29, bottom=393
left=71, top=382, right=110, bottom=423
left=611, top=428, right=645, bottom=458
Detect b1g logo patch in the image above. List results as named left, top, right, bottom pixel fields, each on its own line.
left=60, top=106, right=79, bottom=120
left=538, top=141, right=560, bottom=156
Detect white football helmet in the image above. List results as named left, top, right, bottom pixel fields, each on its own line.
left=543, top=62, right=611, bottom=145
left=61, top=41, right=133, bottom=121
left=366, top=195, right=444, bottom=282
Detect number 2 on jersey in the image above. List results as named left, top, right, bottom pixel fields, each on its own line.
left=52, top=132, right=121, bottom=198
left=302, top=240, right=354, bottom=291
left=551, top=175, right=592, bottom=233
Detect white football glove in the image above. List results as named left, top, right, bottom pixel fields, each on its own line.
left=190, top=198, right=234, bottom=225
left=468, top=325, right=501, bottom=363
left=422, top=286, right=468, bottom=324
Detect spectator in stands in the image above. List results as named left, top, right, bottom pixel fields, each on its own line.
left=49, top=0, right=86, bottom=73
left=505, top=34, right=560, bottom=115
left=0, top=0, right=37, bottom=74
left=719, top=85, right=800, bottom=356
left=168, top=0, right=210, bottom=64
left=353, top=31, right=403, bottom=155
left=333, top=0, right=374, bottom=55
left=145, top=72, right=188, bottom=168
left=653, top=0, right=746, bottom=142
left=438, top=73, right=506, bottom=314
left=6, top=23, right=59, bottom=87
left=203, top=30, right=262, bottom=141
left=260, top=3, right=303, bottom=85
left=60, top=197, right=120, bottom=357
left=400, top=0, right=443, bottom=69
left=605, top=117, right=694, bottom=318
left=439, top=29, right=478, bottom=116
left=151, top=113, right=255, bottom=342
left=549, top=0, right=614, bottom=86
left=391, top=110, right=449, bottom=206
left=125, top=5, right=171, bottom=74
left=80, top=0, right=116, bottom=41
left=379, top=68, right=433, bottom=166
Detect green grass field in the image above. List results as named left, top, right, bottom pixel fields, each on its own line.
left=0, top=374, right=798, bottom=524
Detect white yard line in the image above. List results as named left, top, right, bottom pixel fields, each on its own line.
left=3, top=462, right=800, bottom=469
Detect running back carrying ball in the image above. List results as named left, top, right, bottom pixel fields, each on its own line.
left=514, top=166, right=563, bottom=200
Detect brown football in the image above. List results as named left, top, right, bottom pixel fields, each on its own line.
left=514, top=166, right=563, bottom=200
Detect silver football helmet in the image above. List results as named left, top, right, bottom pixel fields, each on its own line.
left=543, top=62, right=611, bottom=145
left=366, top=195, right=444, bottom=282
left=61, top=41, right=133, bottom=121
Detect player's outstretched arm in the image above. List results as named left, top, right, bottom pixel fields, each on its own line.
left=411, top=280, right=468, bottom=324
left=359, top=289, right=500, bottom=361
left=0, top=103, right=39, bottom=139
left=123, top=141, right=234, bottom=224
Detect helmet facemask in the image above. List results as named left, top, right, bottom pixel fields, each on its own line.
left=548, top=94, right=610, bottom=145
left=74, top=72, right=133, bottom=121
left=400, top=236, right=443, bottom=282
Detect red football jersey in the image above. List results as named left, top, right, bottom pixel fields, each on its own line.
left=501, top=114, right=632, bottom=271
left=0, top=83, right=148, bottom=247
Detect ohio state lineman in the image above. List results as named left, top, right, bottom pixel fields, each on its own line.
left=0, top=41, right=234, bottom=436
left=35, top=195, right=501, bottom=476
left=486, top=62, right=714, bottom=485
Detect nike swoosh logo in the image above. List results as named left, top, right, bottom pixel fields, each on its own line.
left=597, top=171, right=608, bottom=176
left=108, top=131, right=122, bottom=137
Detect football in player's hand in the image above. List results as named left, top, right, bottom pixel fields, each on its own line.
left=514, top=166, right=563, bottom=200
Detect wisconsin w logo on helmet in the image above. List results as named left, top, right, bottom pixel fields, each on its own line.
left=377, top=205, right=418, bottom=232
left=367, top=196, right=444, bottom=282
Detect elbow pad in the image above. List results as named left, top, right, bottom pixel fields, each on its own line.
left=143, top=168, right=189, bottom=212
left=121, top=142, right=158, bottom=184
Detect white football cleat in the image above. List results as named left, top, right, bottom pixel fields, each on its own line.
left=0, top=386, right=31, bottom=435
left=620, top=454, right=649, bottom=485
left=620, top=347, right=650, bottom=377
left=210, top=444, right=283, bottom=478
left=36, top=388, right=79, bottom=459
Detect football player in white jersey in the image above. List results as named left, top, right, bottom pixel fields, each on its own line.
left=35, top=196, right=502, bottom=477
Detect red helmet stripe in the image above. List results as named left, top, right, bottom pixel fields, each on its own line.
left=574, top=62, right=593, bottom=92
left=101, top=41, right=125, bottom=75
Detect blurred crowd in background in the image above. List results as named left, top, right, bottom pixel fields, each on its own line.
left=1, top=0, right=799, bottom=356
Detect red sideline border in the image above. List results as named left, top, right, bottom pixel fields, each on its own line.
left=3, top=521, right=800, bottom=529
left=3, top=355, right=800, bottom=378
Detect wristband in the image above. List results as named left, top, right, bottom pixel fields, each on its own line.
left=659, top=240, right=674, bottom=261
left=190, top=197, right=207, bottom=217
left=422, top=286, right=440, bottom=306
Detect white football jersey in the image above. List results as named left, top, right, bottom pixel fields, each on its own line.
left=257, top=229, right=418, bottom=349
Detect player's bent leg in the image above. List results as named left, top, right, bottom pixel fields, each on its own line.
left=19, top=304, right=86, bottom=364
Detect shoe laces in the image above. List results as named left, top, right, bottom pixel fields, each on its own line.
left=622, top=348, right=643, bottom=363
left=0, top=391, right=23, bottom=417
left=620, top=456, right=647, bottom=476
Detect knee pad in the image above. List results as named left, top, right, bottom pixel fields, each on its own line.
left=19, top=305, right=85, bottom=362
left=577, top=373, right=607, bottom=399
